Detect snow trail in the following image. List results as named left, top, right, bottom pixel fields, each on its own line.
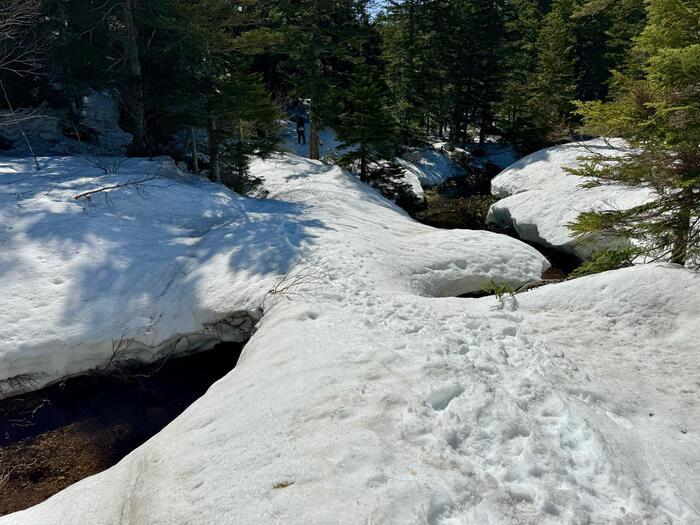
left=1, top=154, right=697, bottom=523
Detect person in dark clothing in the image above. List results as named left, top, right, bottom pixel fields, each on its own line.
left=296, top=116, right=306, bottom=145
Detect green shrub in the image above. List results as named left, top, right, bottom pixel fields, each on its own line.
left=481, top=280, right=515, bottom=299
left=569, top=248, right=636, bottom=278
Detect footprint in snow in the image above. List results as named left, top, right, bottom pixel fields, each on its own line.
left=428, top=384, right=465, bottom=411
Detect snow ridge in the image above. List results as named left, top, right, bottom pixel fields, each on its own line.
left=487, top=139, right=654, bottom=258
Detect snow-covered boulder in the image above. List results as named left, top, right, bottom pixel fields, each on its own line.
left=0, top=153, right=547, bottom=396
left=487, top=139, right=653, bottom=259
left=396, top=148, right=464, bottom=188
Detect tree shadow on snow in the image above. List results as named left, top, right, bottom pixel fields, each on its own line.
left=0, top=156, right=329, bottom=344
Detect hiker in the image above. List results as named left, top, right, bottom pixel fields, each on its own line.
left=296, top=116, right=306, bottom=145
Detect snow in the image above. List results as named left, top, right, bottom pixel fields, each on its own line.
left=396, top=148, right=464, bottom=188
left=279, top=120, right=465, bottom=200
left=0, top=154, right=544, bottom=396
left=487, top=139, right=654, bottom=258
left=432, top=140, right=519, bottom=172
left=1, top=90, right=131, bottom=157
left=2, top=153, right=698, bottom=524
left=280, top=119, right=346, bottom=160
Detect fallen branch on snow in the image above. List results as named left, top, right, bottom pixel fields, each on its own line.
left=73, top=175, right=163, bottom=200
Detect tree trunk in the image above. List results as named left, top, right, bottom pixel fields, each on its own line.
left=360, top=151, right=368, bottom=183
left=123, top=0, right=146, bottom=153
left=670, top=192, right=692, bottom=265
left=207, top=116, right=221, bottom=183
left=479, top=110, right=488, bottom=145
left=309, top=117, right=320, bottom=160
left=479, top=69, right=493, bottom=145
left=190, top=126, right=199, bottom=173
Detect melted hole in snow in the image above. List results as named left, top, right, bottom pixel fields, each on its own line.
left=0, top=341, right=245, bottom=516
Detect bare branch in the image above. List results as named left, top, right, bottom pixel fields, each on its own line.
left=0, top=0, right=44, bottom=78
left=73, top=175, right=163, bottom=200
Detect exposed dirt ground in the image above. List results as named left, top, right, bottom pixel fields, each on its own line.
left=0, top=342, right=243, bottom=516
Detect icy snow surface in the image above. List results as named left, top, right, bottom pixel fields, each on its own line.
left=487, top=139, right=654, bottom=259
left=2, top=154, right=698, bottom=524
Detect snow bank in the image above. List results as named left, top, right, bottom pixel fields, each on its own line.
left=396, top=148, right=464, bottom=188
left=0, top=156, right=293, bottom=394
left=280, top=121, right=468, bottom=201
left=0, top=154, right=545, bottom=396
left=432, top=140, right=519, bottom=172
left=6, top=258, right=698, bottom=521
left=397, top=142, right=517, bottom=193
left=487, top=139, right=653, bottom=258
left=3, top=151, right=698, bottom=524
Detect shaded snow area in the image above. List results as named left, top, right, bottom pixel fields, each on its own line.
left=3, top=155, right=699, bottom=524
left=432, top=140, right=519, bottom=172
left=280, top=120, right=346, bottom=161
left=487, top=139, right=654, bottom=259
left=0, top=156, right=295, bottom=395
left=1, top=91, right=131, bottom=157
left=396, top=148, right=464, bottom=189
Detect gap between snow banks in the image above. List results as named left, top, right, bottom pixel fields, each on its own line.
left=0, top=340, right=245, bottom=516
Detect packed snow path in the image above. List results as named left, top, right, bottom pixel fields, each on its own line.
left=1, top=155, right=698, bottom=523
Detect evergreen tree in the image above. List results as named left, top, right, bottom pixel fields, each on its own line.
left=497, top=0, right=544, bottom=152
left=336, top=62, right=398, bottom=182
left=280, top=0, right=359, bottom=159
left=379, top=0, right=430, bottom=143
left=569, top=0, right=700, bottom=267
left=152, top=0, right=281, bottom=187
left=528, top=0, right=578, bottom=141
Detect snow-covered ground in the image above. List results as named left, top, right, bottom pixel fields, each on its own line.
left=0, top=154, right=544, bottom=396
left=2, top=152, right=699, bottom=524
left=280, top=120, right=346, bottom=161
left=279, top=120, right=481, bottom=201
left=487, top=139, right=654, bottom=259
left=432, top=139, right=519, bottom=172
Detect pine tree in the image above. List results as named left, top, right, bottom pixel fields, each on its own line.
left=121, top=0, right=147, bottom=153
left=528, top=0, right=578, bottom=141
left=280, top=0, right=359, bottom=159
left=379, top=0, right=425, bottom=142
left=497, top=0, right=544, bottom=153
left=336, top=62, right=398, bottom=182
left=151, top=0, right=281, bottom=187
left=569, top=0, right=700, bottom=268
